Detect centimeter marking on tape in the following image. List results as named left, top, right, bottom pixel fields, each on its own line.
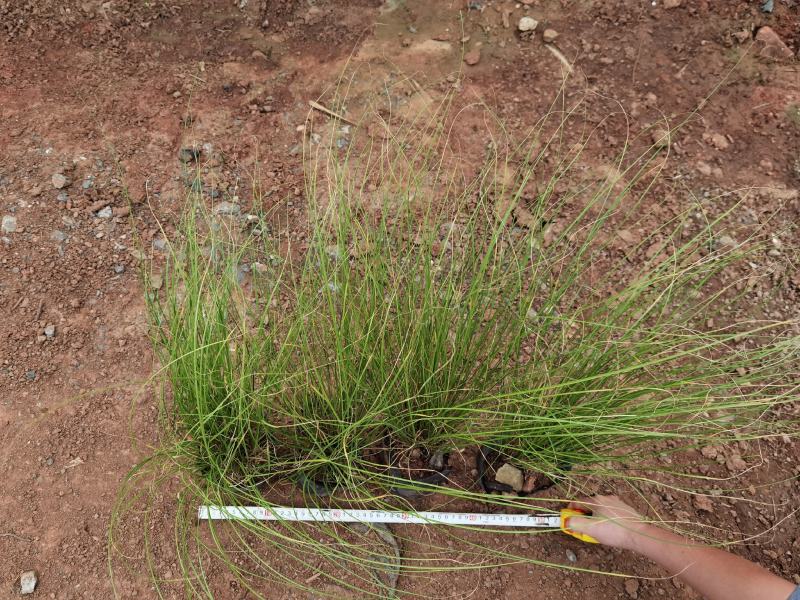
left=198, top=506, right=560, bottom=528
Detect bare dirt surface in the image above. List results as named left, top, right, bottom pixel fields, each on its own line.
left=1, top=0, right=799, bottom=598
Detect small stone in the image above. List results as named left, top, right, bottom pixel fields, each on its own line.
left=542, top=29, right=559, bottom=43
left=624, top=578, right=640, bottom=599
left=25, top=370, right=36, bottom=381
left=57, top=191, right=69, bottom=203
left=696, top=161, right=713, bottom=176
left=717, top=235, right=737, bottom=249
left=20, top=570, right=38, bottom=595
left=700, top=445, right=718, bottom=459
left=709, top=133, right=729, bottom=150
left=52, top=173, right=68, bottom=189
left=565, top=549, right=577, bottom=563
left=517, top=17, right=538, bottom=32
left=149, top=274, right=163, bottom=290
left=82, top=178, right=93, bottom=190
left=693, top=495, right=713, bottom=512
left=755, top=26, right=793, bottom=61
left=616, top=229, right=637, bottom=245
left=663, top=0, right=681, bottom=8
left=429, top=451, right=446, bottom=471
left=494, top=463, right=524, bottom=492
left=464, top=48, right=481, bottom=65
left=97, top=206, right=113, bottom=219
left=51, top=230, right=67, bottom=242
left=113, top=264, right=126, bottom=274
left=2, top=215, right=17, bottom=233
left=44, top=324, right=56, bottom=339
left=212, top=201, right=241, bottom=216
left=726, top=453, right=747, bottom=472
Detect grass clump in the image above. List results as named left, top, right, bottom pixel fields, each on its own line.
left=115, top=93, right=800, bottom=597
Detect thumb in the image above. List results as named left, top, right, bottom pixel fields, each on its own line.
left=566, top=514, right=594, bottom=534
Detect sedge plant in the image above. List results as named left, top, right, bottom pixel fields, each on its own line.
left=111, top=86, right=800, bottom=598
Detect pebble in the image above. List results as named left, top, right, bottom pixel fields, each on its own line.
left=212, top=201, right=241, bottom=216
left=2, top=215, right=18, bottom=233
left=150, top=274, right=164, bottom=290
left=696, top=161, right=713, bottom=176
left=52, top=172, right=68, bottom=189
left=44, top=324, right=56, bottom=339
left=25, top=370, right=36, bottom=381
left=565, top=549, right=577, bottom=563
left=494, top=463, right=524, bottom=491
left=20, top=571, right=38, bottom=595
left=755, top=26, right=794, bottom=60
left=624, top=578, right=640, bottom=598
left=542, top=29, right=559, bottom=43
left=709, top=133, right=729, bottom=150
left=57, top=191, right=69, bottom=203
left=616, top=229, right=637, bottom=245
left=518, top=17, right=538, bottom=32
left=464, top=48, right=481, bottom=65
left=97, top=206, right=113, bottom=219
left=50, top=230, right=67, bottom=242
left=663, top=0, right=682, bottom=8
left=113, top=264, right=126, bottom=274
left=692, top=494, right=713, bottom=512
left=726, top=453, right=747, bottom=472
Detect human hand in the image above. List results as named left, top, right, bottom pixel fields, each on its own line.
left=566, top=495, right=651, bottom=550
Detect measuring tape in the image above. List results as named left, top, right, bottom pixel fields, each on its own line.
left=198, top=506, right=598, bottom=543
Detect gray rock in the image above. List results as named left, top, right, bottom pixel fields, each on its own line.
left=152, top=238, right=167, bottom=251
left=2, top=215, right=17, bottom=233
left=113, top=264, right=126, bottom=274
left=429, top=451, right=446, bottom=471
left=82, top=178, right=93, bottom=190
left=20, top=570, right=38, bottom=595
left=494, top=463, right=524, bottom=491
left=212, top=201, right=241, bottom=216
left=518, top=17, right=538, bottom=32
left=97, top=206, right=113, bottom=219
left=50, top=230, right=67, bottom=242
left=57, top=191, right=69, bottom=203
left=44, top=324, right=56, bottom=339
left=25, top=370, right=36, bottom=381
left=52, top=173, right=69, bottom=189
left=565, top=549, right=577, bottom=563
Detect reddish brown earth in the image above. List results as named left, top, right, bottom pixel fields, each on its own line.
left=1, top=1, right=799, bottom=598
